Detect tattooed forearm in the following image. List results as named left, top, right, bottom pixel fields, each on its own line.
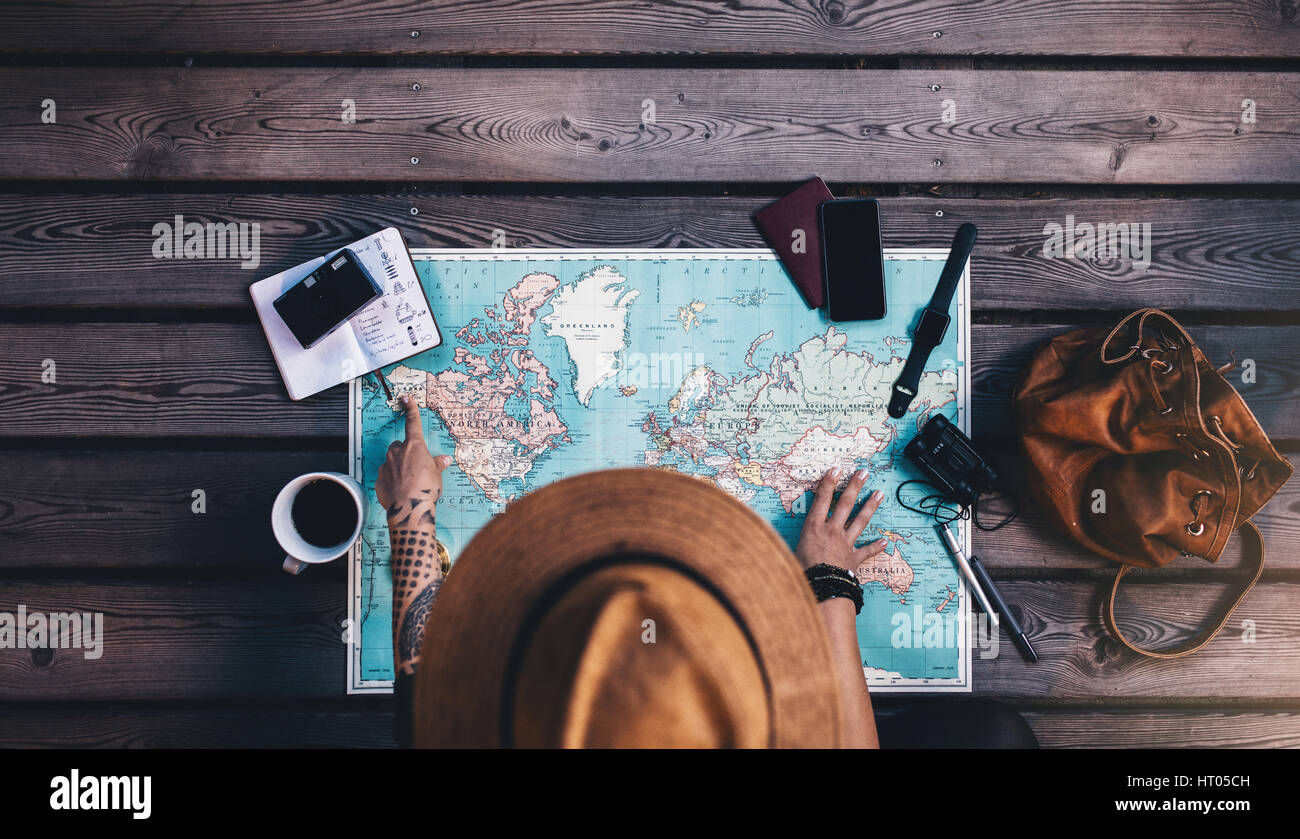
left=389, top=524, right=443, bottom=675
left=397, top=582, right=438, bottom=675
left=388, top=507, right=436, bottom=528
left=386, top=490, right=437, bottom=528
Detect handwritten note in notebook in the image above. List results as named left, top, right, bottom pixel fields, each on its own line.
left=250, top=227, right=441, bottom=401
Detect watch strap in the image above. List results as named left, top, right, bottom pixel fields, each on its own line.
left=888, top=224, right=976, bottom=419
left=888, top=346, right=930, bottom=418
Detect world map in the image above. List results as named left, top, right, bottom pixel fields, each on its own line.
left=348, top=249, right=971, bottom=693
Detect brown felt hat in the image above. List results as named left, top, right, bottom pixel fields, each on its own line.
left=412, top=468, right=845, bottom=748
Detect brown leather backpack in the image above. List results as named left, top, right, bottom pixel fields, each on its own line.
left=1013, top=309, right=1292, bottom=658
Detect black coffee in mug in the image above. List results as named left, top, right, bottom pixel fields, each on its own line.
left=291, top=479, right=359, bottom=548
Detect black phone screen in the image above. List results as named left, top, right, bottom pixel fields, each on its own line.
left=274, top=249, right=381, bottom=348
left=819, top=199, right=886, bottom=321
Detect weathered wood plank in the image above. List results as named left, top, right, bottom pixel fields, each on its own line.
left=2, top=69, right=1297, bottom=183
left=3, top=323, right=1294, bottom=439
left=0, top=707, right=395, bottom=748
left=970, top=581, right=1300, bottom=700
left=3, top=194, right=1298, bottom=311
left=0, top=451, right=346, bottom=569
left=0, top=579, right=346, bottom=700
left=0, top=323, right=345, bottom=437
left=1, top=578, right=1297, bottom=700
left=2, top=449, right=1294, bottom=572
left=3, top=706, right=1297, bottom=748
left=1, top=0, right=1296, bottom=58
left=1019, top=709, right=1300, bottom=748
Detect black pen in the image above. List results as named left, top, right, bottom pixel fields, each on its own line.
left=936, top=523, right=1038, bottom=663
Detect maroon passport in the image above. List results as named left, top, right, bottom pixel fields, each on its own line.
left=753, top=176, right=834, bottom=309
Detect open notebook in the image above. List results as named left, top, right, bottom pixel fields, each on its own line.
left=250, top=227, right=441, bottom=400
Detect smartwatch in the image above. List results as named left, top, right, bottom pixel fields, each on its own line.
left=888, top=224, right=976, bottom=418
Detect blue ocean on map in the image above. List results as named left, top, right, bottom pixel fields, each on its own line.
left=351, top=250, right=969, bottom=692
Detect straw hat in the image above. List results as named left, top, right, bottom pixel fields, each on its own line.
left=412, top=468, right=845, bottom=748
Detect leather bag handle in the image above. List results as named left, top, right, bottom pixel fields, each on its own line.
left=1099, top=307, right=1199, bottom=365
left=1103, top=520, right=1265, bottom=659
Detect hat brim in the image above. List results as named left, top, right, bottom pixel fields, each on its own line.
left=413, top=468, right=844, bottom=748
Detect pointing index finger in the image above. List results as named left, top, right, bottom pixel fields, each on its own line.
left=401, top=396, right=424, bottom=442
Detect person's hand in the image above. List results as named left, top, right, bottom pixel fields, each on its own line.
left=375, top=396, right=452, bottom=526
left=794, top=467, right=887, bottom=574
left=379, top=397, right=451, bottom=677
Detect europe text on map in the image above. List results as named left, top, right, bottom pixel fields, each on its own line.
left=349, top=249, right=970, bottom=693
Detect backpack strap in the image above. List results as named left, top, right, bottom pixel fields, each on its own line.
left=1103, top=520, right=1264, bottom=659
left=1099, top=307, right=1198, bottom=365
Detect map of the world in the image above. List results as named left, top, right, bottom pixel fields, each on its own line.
left=349, top=249, right=971, bottom=693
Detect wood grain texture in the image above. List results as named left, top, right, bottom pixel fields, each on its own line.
left=0, top=324, right=345, bottom=437
left=2, top=706, right=1297, bottom=748
left=1, top=449, right=1294, bottom=573
left=0, top=0, right=1296, bottom=753
left=970, top=580, right=1300, bottom=701
left=1, top=577, right=1298, bottom=701
left=0, top=0, right=1296, bottom=57
left=4, top=194, right=1299, bottom=311
left=3, top=69, right=1298, bottom=183
left=0, top=578, right=347, bottom=700
left=1020, top=709, right=1300, bottom=748
left=0, top=451, right=346, bottom=569
left=0, top=707, right=395, bottom=748
left=3, top=323, right=1294, bottom=439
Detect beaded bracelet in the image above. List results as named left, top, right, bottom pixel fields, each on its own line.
left=804, top=563, right=864, bottom=614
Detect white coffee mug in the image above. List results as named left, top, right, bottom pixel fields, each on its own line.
left=273, top=471, right=366, bottom=575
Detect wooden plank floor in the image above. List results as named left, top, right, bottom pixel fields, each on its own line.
left=4, top=69, right=1299, bottom=183
left=0, top=1, right=1297, bottom=748
left=3, top=0, right=1297, bottom=57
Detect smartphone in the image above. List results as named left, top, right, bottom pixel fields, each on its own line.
left=818, top=198, right=886, bottom=321
left=274, top=248, right=383, bottom=348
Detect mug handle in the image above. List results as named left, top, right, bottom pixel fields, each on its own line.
left=283, top=555, right=308, bottom=575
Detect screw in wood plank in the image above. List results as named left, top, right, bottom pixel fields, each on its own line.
left=410, top=207, right=419, bottom=216
left=411, top=156, right=420, bottom=165
left=411, top=83, right=422, bottom=92
left=929, top=84, right=941, bottom=92
left=932, top=31, right=942, bottom=38
left=935, top=210, right=944, bottom=217
left=933, top=159, right=943, bottom=166
left=411, top=30, right=420, bottom=38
